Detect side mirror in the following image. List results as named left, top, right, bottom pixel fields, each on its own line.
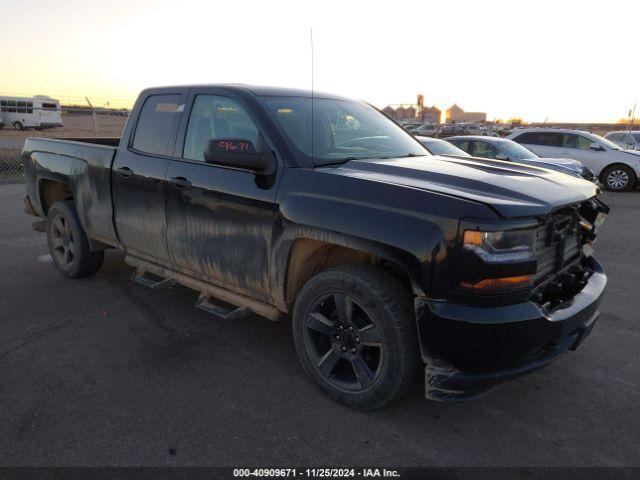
left=495, top=153, right=509, bottom=161
left=590, top=142, right=604, bottom=152
left=204, top=136, right=276, bottom=175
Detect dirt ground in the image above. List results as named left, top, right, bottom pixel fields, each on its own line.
left=0, top=114, right=127, bottom=142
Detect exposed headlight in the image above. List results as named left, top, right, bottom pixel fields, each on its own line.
left=459, top=228, right=537, bottom=292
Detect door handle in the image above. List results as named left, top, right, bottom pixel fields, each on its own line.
left=115, top=166, right=133, bottom=178
left=169, top=176, right=192, bottom=189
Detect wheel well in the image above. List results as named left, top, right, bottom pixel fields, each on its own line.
left=285, top=239, right=412, bottom=310
left=40, top=179, right=73, bottom=214
left=600, top=163, right=637, bottom=183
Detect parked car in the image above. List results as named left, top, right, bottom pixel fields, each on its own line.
left=508, top=128, right=640, bottom=191
left=416, top=136, right=471, bottom=156
left=436, top=124, right=469, bottom=138
left=604, top=131, right=640, bottom=151
left=412, top=124, right=438, bottom=137
left=447, top=136, right=596, bottom=182
left=22, top=85, right=608, bottom=410
left=401, top=122, right=422, bottom=132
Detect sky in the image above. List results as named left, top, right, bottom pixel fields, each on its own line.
left=1, top=0, right=638, bottom=122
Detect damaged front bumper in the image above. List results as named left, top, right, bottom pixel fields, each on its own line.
left=416, top=256, right=606, bottom=402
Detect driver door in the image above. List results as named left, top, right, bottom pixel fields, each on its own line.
left=164, top=89, right=280, bottom=303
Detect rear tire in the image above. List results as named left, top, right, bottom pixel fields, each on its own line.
left=292, top=265, right=419, bottom=410
left=601, top=165, right=636, bottom=191
left=13, top=121, right=23, bottom=131
left=46, top=200, right=104, bottom=278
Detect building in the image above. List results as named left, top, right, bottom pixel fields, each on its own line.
left=398, top=105, right=416, bottom=120
left=381, top=106, right=396, bottom=118
left=445, top=104, right=486, bottom=123
left=381, top=94, right=441, bottom=123
left=420, top=105, right=441, bottom=124
left=445, top=104, right=464, bottom=122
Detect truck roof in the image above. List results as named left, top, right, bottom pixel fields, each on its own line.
left=141, top=84, right=348, bottom=100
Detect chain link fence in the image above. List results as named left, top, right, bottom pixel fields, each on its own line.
left=0, top=149, right=23, bottom=184
left=0, top=93, right=131, bottom=185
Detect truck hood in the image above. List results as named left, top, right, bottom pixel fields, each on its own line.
left=322, top=155, right=598, bottom=218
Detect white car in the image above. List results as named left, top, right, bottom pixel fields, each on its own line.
left=604, top=131, right=640, bottom=151
left=508, top=128, right=640, bottom=191
left=412, top=124, right=438, bottom=137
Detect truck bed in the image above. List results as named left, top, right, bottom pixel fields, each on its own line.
left=22, top=137, right=121, bottom=247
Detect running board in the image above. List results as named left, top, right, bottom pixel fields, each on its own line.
left=125, top=255, right=282, bottom=321
left=131, top=269, right=176, bottom=290
left=196, top=294, right=251, bottom=320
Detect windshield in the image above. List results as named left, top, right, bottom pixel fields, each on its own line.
left=262, top=97, right=429, bottom=165
left=422, top=139, right=469, bottom=156
left=591, top=134, right=622, bottom=150
left=633, top=133, right=640, bottom=142
left=496, top=140, right=538, bottom=160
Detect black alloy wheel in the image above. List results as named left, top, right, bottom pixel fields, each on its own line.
left=49, top=212, right=76, bottom=269
left=303, top=293, right=384, bottom=392
left=46, top=200, right=104, bottom=278
left=292, top=265, right=419, bottom=410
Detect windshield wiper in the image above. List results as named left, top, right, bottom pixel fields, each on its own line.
left=313, top=154, right=421, bottom=167
left=313, top=158, right=354, bottom=167
left=393, top=153, right=428, bottom=159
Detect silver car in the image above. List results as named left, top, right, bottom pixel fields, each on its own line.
left=447, top=135, right=597, bottom=182
left=415, top=136, right=470, bottom=156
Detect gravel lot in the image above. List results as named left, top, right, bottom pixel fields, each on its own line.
left=0, top=183, right=639, bottom=467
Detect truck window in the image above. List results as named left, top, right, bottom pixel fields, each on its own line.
left=132, top=94, right=182, bottom=156
left=183, top=95, right=259, bottom=162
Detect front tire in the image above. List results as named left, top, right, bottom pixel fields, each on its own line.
left=292, top=265, right=419, bottom=410
left=601, top=165, right=636, bottom=191
left=46, top=200, right=104, bottom=278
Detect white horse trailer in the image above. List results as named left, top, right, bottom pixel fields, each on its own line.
left=0, top=95, right=63, bottom=130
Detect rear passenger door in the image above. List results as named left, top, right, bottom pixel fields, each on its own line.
left=112, top=90, right=186, bottom=262
left=164, top=89, right=280, bottom=303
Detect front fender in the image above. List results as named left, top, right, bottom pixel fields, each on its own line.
left=272, top=168, right=497, bottom=308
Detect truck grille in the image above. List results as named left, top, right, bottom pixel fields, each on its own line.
left=534, top=210, right=581, bottom=284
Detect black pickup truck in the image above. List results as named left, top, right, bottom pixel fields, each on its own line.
left=22, top=85, right=609, bottom=409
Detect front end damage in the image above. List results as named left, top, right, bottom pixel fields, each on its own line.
left=416, top=197, right=609, bottom=402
